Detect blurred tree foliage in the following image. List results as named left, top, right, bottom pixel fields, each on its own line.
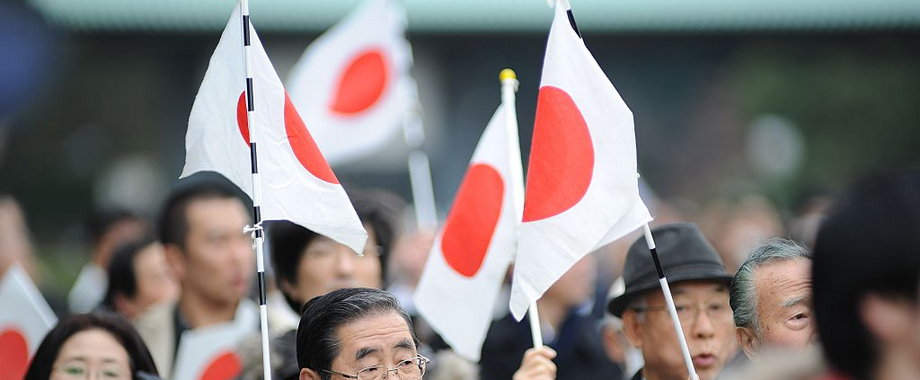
left=730, top=35, right=920, bottom=205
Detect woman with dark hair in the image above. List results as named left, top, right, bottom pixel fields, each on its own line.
left=24, top=311, right=160, bottom=380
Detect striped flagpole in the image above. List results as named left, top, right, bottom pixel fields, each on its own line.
left=239, top=0, right=273, bottom=379
left=642, top=224, right=699, bottom=380
left=554, top=0, right=698, bottom=379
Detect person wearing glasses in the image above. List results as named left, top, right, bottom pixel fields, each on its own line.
left=237, top=189, right=402, bottom=380
left=24, top=311, right=161, bottom=380
left=296, top=287, right=429, bottom=380
left=607, top=223, right=738, bottom=380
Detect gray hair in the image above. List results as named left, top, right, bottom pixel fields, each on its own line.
left=729, top=238, right=812, bottom=335
left=296, top=288, right=417, bottom=380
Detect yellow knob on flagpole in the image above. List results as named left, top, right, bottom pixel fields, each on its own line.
left=499, top=68, right=517, bottom=82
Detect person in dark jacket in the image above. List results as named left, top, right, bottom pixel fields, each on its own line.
left=480, top=254, right=623, bottom=380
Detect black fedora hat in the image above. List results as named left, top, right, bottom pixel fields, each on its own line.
left=607, top=223, right=732, bottom=317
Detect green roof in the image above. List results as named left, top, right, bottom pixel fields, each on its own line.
left=27, top=0, right=920, bottom=33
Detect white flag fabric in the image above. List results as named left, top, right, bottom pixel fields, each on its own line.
left=414, top=97, right=524, bottom=360
left=181, top=4, right=367, bottom=254
left=0, top=264, right=57, bottom=379
left=171, top=300, right=258, bottom=380
left=509, top=3, right=652, bottom=320
left=286, top=0, right=415, bottom=165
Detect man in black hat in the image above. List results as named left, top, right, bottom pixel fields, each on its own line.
left=608, top=223, right=738, bottom=380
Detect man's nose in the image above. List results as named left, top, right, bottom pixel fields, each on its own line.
left=334, top=247, right=357, bottom=275
left=690, top=307, right=716, bottom=339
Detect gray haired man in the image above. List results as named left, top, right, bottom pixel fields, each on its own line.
left=729, top=238, right=815, bottom=358
left=296, top=288, right=429, bottom=380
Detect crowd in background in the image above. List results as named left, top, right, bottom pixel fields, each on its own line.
left=2, top=168, right=919, bottom=380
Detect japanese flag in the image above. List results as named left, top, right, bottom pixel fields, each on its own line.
left=0, top=264, right=57, bottom=380
left=286, top=0, right=415, bottom=165
left=181, top=4, right=367, bottom=254
left=509, top=2, right=652, bottom=320
left=171, top=301, right=257, bottom=380
left=414, top=84, right=524, bottom=360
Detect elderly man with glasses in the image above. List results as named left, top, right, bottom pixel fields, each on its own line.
left=296, top=287, right=429, bottom=380
left=607, top=223, right=738, bottom=380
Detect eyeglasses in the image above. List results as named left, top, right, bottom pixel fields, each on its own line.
left=632, top=300, right=732, bottom=324
left=323, top=355, right=430, bottom=380
left=54, top=363, right=130, bottom=380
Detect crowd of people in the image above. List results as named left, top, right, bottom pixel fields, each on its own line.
left=3, top=169, right=919, bottom=380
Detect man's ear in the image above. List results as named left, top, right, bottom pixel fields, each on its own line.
left=163, top=243, right=186, bottom=281
left=300, top=368, right=321, bottom=380
left=622, top=310, right=645, bottom=349
left=736, top=326, right=760, bottom=359
left=860, top=293, right=915, bottom=345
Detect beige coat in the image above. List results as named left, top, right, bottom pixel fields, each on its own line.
left=134, top=299, right=258, bottom=377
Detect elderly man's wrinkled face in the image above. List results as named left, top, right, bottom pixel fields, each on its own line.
left=738, top=259, right=814, bottom=357
left=623, top=281, right=737, bottom=380
left=330, top=311, right=420, bottom=379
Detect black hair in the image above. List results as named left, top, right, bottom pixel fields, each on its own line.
left=87, top=208, right=143, bottom=246
left=296, top=288, right=417, bottom=380
left=157, top=179, right=243, bottom=249
left=813, top=169, right=920, bottom=380
left=24, top=311, right=159, bottom=380
left=101, top=235, right=158, bottom=311
left=269, top=189, right=401, bottom=311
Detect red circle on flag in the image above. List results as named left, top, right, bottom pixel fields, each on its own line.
left=522, top=86, right=594, bottom=222
left=441, top=164, right=505, bottom=278
left=199, top=351, right=242, bottom=380
left=0, top=328, right=29, bottom=380
left=285, top=92, right=339, bottom=184
left=329, top=48, right=389, bottom=116
left=236, top=91, right=251, bottom=145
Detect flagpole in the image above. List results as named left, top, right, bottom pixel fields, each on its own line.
left=498, top=68, right=544, bottom=350
left=553, top=0, right=696, bottom=377
left=403, top=108, right=438, bottom=229
left=643, top=224, right=700, bottom=380
left=238, top=1, right=273, bottom=379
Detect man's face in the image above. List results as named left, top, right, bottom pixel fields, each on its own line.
left=739, top=259, right=814, bottom=356
left=172, top=197, right=253, bottom=307
left=624, top=281, right=737, bottom=380
left=288, top=225, right=382, bottom=306
left=325, top=311, right=418, bottom=379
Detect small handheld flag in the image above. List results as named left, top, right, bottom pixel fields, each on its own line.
left=181, top=1, right=368, bottom=379
left=0, top=264, right=57, bottom=380
left=509, top=0, right=652, bottom=321
left=286, top=0, right=415, bottom=166
left=414, top=69, right=525, bottom=361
